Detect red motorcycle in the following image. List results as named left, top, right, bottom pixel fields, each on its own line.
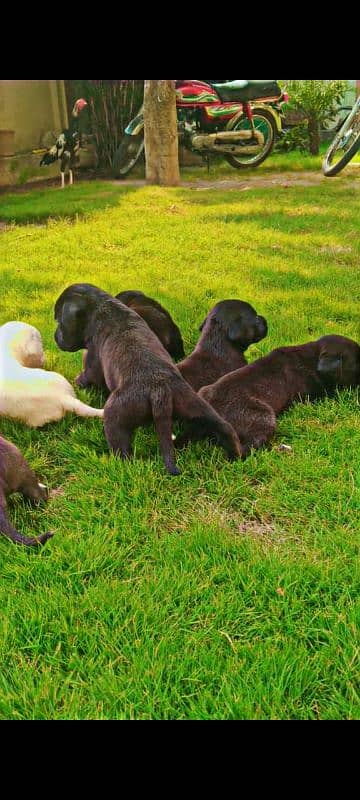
left=113, top=79, right=288, bottom=176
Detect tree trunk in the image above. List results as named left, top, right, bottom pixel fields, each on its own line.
left=308, top=115, right=320, bottom=155
left=144, top=80, right=180, bottom=186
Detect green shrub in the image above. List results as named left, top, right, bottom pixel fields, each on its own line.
left=281, top=80, right=348, bottom=154
left=70, top=80, right=144, bottom=169
left=276, top=121, right=309, bottom=153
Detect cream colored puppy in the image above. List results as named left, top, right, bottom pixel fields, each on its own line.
left=0, top=321, right=104, bottom=427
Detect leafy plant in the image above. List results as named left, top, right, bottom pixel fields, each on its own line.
left=281, top=80, right=348, bottom=154
left=276, top=121, right=309, bottom=153
left=69, top=80, right=144, bottom=169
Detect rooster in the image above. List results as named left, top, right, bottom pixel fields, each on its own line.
left=40, top=98, right=88, bottom=188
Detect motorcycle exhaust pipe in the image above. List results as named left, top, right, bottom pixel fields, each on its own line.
left=192, top=129, right=264, bottom=154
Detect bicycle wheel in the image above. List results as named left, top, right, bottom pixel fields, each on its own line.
left=226, top=110, right=276, bottom=169
left=322, top=105, right=360, bottom=177
left=321, top=106, right=352, bottom=137
left=113, top=133, right=144, bottom=178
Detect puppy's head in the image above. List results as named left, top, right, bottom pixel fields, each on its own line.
left=38, top=482, right=49, bottom=502
left=0, top=321, right=45, bottom=367
left=116, top=290, right=185, bottom=359
left=317, top=335, right=360, bottom=388
left=28, top=482, right=49, bottom=504
left=199, top=300, right=268, bottom=350
left=54, top=283, right=106, bottom=352
left=116, top=290, right=146, bottom=306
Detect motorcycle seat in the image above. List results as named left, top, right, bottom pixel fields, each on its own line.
left=209, top=80, right=281, bottom=103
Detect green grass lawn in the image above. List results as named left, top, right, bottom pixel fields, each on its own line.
left=0, top=166, right=359, bottom=719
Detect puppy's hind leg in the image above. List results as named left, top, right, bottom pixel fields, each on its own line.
left=104, top=388, right=180, bottom=475
left=103, top=391, right=135, bottom=459
left=150, top=389, right=180, bottom=476
left=63, top=396, right=104, bottom=418
left=237, top=401, right=277, bottom=457
left=106, top=425, right=134, bottom=459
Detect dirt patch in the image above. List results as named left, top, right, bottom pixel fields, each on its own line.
left=110, top=172, right=333, bottom=191
left=101, top=166, right=360, bottom=192
left=235, top=519, right=276, bottom=536
left=184, top=166, right=360, bottom=191
left=0, top=166, right=358, bottom=199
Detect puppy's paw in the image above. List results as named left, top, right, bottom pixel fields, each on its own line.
left=75, top=372, right=88, bottom=388
left=37, top=531, right=54, bottom=546
left=167, top=466, right=181, bottom=477
left=226, top=439, right=243, bottom=461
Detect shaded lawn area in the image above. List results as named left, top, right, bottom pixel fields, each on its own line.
left=0, top=181, right=137, bottom=225
left=0, top=146, right=351, bottom=227
left=0, top=168, right=359, bottom=720
left=1, top=149, right=359, bottom=227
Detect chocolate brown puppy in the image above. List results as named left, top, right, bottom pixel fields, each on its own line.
left=116, top=291, right=185, bottom=360
left=178, top=300, right=267, bottom=391
left=77, top=286, right=184, bottom=387
left=0, top=436, right=53, bottom=547
left=54, top=284, right=242, bottom=474
left=178, top=335, right=360, bottom=457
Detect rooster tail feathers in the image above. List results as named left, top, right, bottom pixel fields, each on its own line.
left=40, top=150, right=57, bottom=166
left=39, top=133, right=66, bottom=166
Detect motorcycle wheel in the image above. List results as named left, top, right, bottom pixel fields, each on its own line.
left=322, top=105, right=360, bottom=177
left=113, top=133, right=145, bottom=178
left=226, top=109, right=276, bottom=169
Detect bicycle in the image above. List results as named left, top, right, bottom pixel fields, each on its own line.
left=322, top=94, right=360, bottom=176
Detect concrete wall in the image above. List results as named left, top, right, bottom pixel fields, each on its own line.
left=0, top=80, right=69, bottom=186
left=0, top=80, right=68, bottom=153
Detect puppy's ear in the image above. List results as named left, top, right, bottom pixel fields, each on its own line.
left=254, top=315, right=268, bottom=342
left=228, top=319, right=245, bottom=342
left=317, top=351, right=342, bottom=380
left=62, top=298, right=88, bottom=332
left=199, top=317, right=207, bottom=332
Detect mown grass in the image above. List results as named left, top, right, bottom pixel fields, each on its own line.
left=0, top=162, right=359, bottom=719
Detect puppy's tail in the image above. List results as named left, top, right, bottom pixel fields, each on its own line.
left=0, top=507, right=53, bottom=548
left=150, top=386, right=180, bottom=476
left=173, top=380, right=243, bottom=460
left=62, top=396, right=104, bottom=419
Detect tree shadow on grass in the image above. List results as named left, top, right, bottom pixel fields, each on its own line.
left=0, top=181, right=140, bottom=226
